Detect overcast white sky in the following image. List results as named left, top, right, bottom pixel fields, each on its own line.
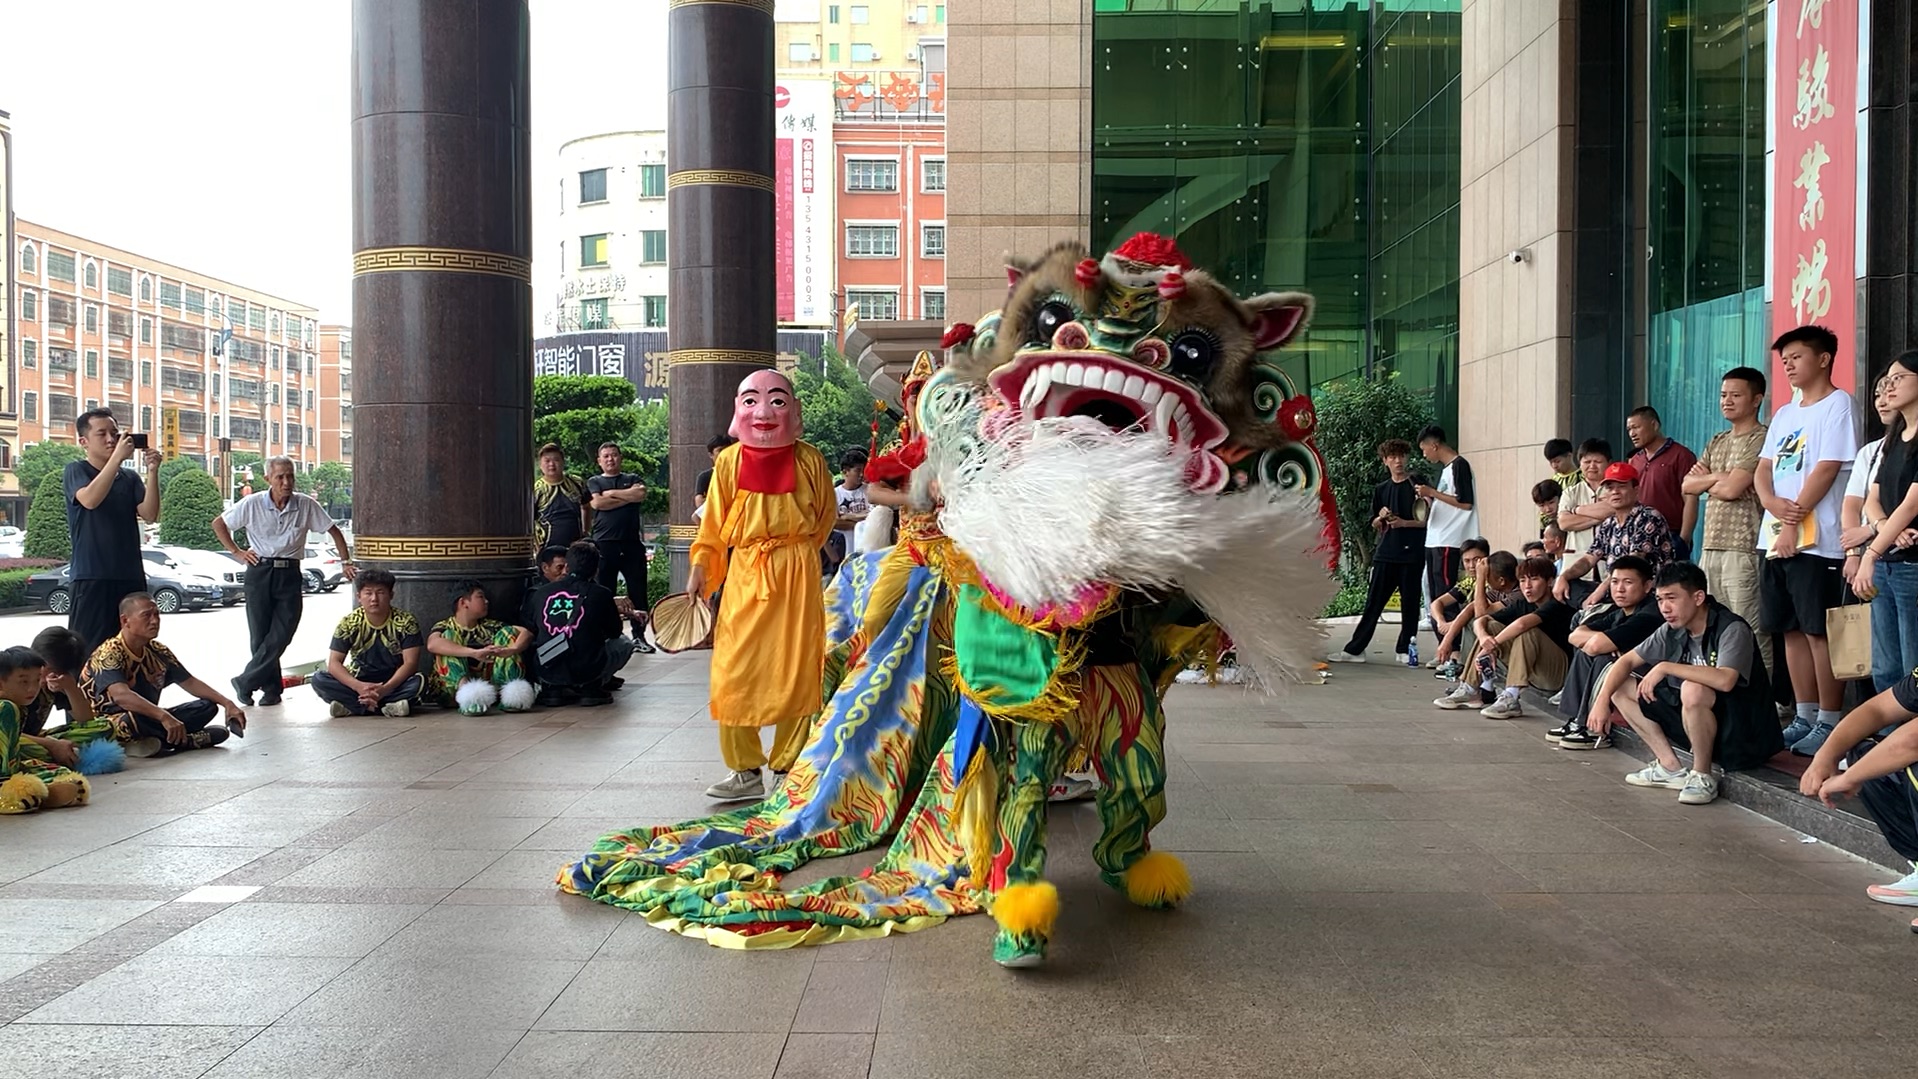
left=0, top=0, right=666, bottom=322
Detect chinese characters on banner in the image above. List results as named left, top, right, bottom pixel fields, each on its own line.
left=775, top=80, right=835, bottom=326
left=1772, top=0, right=1858, bottom=395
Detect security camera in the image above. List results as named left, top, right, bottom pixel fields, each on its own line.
left=1507, top=249, right=1529, bottom=264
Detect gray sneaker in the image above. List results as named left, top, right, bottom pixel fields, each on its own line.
left=704, top=769, right=765, bottom=802
left=1433, top=682, right=1481, bottom=710
left=125, top=737, right=164, bottom=758
left=1677, top=770, right=1719, bottom=806
left=380, top=700, right=411, bottom=718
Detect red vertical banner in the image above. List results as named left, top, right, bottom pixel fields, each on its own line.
left=1772, top=0, right=1860, bottom=394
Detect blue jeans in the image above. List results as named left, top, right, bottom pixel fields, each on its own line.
left=1869, top=560, right=1918, bottom=692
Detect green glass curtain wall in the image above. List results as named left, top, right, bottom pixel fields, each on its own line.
left=1645, top=0, right=1769, bottom=464
left=1090, top=0, right=1462, bottom=428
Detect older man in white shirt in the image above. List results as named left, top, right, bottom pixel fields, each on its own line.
left=212, top=456, right=355, bottom=706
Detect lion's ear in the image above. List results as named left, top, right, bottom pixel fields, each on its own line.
left=1242, top=292, right=1313, bottom=351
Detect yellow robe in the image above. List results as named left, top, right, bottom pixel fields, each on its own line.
left=691, top=441, right=838, bottom=728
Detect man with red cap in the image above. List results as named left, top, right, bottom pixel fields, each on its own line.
left=1554, top=461, right=1678, bottom=609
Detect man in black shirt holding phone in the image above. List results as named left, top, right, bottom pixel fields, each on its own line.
left=63, top=409, right=162, bottom=653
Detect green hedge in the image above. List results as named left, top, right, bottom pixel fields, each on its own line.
left=0, top=567, right=40, bottom=609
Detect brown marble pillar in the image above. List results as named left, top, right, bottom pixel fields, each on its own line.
left=350, top=0, right=533, bottom=619
left=664, top=0, right=777, bottom=587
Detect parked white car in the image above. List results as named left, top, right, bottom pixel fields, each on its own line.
left=140, top=547, right=244, bottom=607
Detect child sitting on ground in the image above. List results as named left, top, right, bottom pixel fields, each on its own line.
left=1, top=647, right=91, bottom=814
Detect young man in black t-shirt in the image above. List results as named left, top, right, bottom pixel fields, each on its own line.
left=1330, top=439, right=1427, bottom=664
left=1551, top=556, right=1665, bottom=749
left=64, top=408, right=164, bottom=654
left=525, top=541, right=634, bottom=707
left=1458, top=556, right=1575, bottom=719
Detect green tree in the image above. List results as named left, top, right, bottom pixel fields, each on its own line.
left=1312, top=373, right=1439, bottom=569
left=532, top=374, right=668, bottom=485
left=23, top=478, right=70, bottom=561
left=534, top=374, right=637, bottom=414
left=158, top=456, right=205, bottom=489
left=789, top=347, right=880, bottom=469
left=158, top=467, right=225, bottom=550
left=304, top=461, right=352, bottom=508
left=16, top=442, right=84, bottom=499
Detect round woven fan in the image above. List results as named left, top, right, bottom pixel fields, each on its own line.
left=650, top=592, right=716, bottom=653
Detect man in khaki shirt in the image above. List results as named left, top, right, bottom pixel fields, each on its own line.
left=1683, top=366, right=1769, bottom=668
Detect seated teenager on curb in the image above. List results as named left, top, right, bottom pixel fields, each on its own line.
left=1433, top=546, right=1517, bottom=685
left=1427, top=539, right=1492, bottom=675
left=1548, top=555, right=1665, bottom=750
left=1586, top=561, right=1782, bottom=807
left=1437, top=556, right=1574, bottom=719
left=1797, top=663, right=1918, bottom=928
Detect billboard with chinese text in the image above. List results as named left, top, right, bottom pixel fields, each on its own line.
left=532, top=330, right=832, bottom=404
left=776, top=79, right=836, bottom=326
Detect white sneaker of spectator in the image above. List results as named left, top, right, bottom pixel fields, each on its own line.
left=1866, top=862, right=1918, bottom=907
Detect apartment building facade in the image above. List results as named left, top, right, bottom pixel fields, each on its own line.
left=318, top=325, right=353, bottom=465
left=11, top=221, right=323, bottom=489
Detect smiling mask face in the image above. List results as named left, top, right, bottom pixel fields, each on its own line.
left=729, top=370, right=802, bottom=448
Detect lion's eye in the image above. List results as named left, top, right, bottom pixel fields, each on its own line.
left=1168, top=330, right=1219, bottom=382
left=1029, top=300, right=1075, bottom=345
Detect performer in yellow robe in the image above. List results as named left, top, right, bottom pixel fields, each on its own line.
left=687, top=369, right=838, bottom=802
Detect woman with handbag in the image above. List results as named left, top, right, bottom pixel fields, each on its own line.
left=1852, top=354, right=1918, bottom=696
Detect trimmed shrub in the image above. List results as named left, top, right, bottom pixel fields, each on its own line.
left=158, top=467, right=224, bottom=550
left=24, top=479, right=70, bottom=561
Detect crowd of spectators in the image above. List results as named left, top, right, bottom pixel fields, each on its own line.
left=1334, top=324, right=1918, bottom=930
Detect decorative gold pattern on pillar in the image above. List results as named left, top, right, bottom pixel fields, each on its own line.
left=666, top=349, right=776, bottom=366
left=666, top=0, right=774, bottom=12
left=666, top=169, right=776, bottom=193
left=351, top=246, right=534, bottom=281
left=354, top=535, right=536, bottom=561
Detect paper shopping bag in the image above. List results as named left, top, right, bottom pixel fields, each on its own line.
left=1826, top=601, right=1872, bottom=681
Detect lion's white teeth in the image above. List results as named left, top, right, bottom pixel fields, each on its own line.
left=1022, top=366, right=1054, bottom=413
left=1153, top=393, right=1177, bottom=436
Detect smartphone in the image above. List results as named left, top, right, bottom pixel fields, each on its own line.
left=128, top=433, right=149, bottom=450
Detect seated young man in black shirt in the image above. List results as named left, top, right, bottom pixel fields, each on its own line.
left=1550, top=555, right=1665, bottom=750
left=311, top=569, right=426, bottom=718
left=525, top=540, right=634, bottom=707
left=1445, top=556, right=1574, bottom=720
left=1588, top=561, right=1782, bottom=807
left=1427, top=538, right=1494, bottom=676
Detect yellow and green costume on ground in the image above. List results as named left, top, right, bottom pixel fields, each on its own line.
left=1, top=699, right=90, bottom=815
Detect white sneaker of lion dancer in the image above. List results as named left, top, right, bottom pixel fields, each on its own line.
left=1048, top=774, right=1098, bottom=803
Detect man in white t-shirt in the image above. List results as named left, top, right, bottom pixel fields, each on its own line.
left=831, top=448, right=871, bottom=573
left=1755, top=324, right=1859, bottom=755
left=1415, top=424, right=1480, bottom=617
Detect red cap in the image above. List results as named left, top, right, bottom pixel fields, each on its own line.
left=1601, top=462, right=1640, bottom=485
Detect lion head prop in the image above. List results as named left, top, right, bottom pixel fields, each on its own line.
left=919, top=233, right=1339, bottom=685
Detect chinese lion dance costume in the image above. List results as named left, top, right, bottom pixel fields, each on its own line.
left=559, top=233, right=1337, bottom=968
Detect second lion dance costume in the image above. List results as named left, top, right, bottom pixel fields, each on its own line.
left=560, top=233, right=1340, bottom=967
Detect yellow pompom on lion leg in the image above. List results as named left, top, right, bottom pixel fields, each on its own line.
left=0, top=773, right=49, bottom=814
left=1084, top=664, right=1191, bottom=909
left=987, top=717, right=1078, bottom=968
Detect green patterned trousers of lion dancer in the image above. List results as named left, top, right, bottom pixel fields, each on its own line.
left=988, top=661, right=1174, bottom=964
left=430, top=626, right=530, bottom=713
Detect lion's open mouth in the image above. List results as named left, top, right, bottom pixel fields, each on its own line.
left=987, top=351, right=1230, bottom=492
